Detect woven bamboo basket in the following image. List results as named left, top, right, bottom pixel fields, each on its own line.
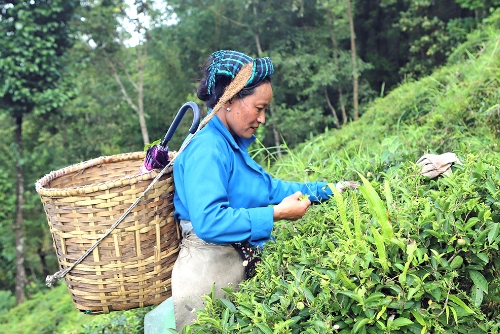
left=35, top=151, right=180, bottom=314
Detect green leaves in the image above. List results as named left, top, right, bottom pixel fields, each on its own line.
left=0, top=0, right=78, bottom=115
left=357, top=172, right=394, bottom=241
left=327, top=182, right=353, bottom=240
left=469, top=270, right=489, bottom=294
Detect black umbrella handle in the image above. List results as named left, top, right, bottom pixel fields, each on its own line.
left=160, top=102, right=201, bottom=147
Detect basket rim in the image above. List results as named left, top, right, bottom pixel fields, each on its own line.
left=35, top=151, right=174, bottom=197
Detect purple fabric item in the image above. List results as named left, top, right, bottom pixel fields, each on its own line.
left=139, top=145, right=171, bottom=174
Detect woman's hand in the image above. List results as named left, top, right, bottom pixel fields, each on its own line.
left=273, top=191, right=311, bottom=222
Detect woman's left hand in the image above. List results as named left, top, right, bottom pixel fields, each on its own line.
left=273, top=191, right=311, bottom=222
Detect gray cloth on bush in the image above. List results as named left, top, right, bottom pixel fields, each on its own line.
left=172, top=221, right=245, bottom=331
left=416, top=152, right=463, bottom=179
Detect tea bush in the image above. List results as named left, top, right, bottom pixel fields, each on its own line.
left=0, top=283, right=91, bottom=334
left=186, top=149, right=500, bottom=334
left=0, top=290, right=15, bottom=315
left=0, top=282, right=150, bottom=334
left=185, top=9, right=500, bottom=334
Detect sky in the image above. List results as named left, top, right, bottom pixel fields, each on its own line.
left=122, top=0, right=176, bottom=47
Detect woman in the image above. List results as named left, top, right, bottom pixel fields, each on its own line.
left=171, top=50, right=357, bottom=331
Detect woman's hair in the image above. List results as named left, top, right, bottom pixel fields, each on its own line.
left=197, top=73, right=271, bottom=109
left=196, top=50, right=274, bottom=109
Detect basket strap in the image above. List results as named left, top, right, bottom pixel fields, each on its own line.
left=46, top=62, right=255, bottom=287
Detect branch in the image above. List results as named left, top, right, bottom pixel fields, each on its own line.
left=204, top=5, right=249, bottom=27
left=325, top=87, right=339, bottom=128
left=103, top=51, right=139, bottom=113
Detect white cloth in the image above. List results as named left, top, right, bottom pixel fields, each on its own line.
left=171, top=230, right=245, bottom=331
left=416, top=152, right=463, bottom=179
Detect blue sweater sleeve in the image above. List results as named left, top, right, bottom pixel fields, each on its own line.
left=267, top=177, right=333, bottom=204
left=175, top=144, right=274, bottom=246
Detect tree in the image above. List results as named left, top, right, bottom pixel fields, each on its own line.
left=78, top=0, right=158, bottom=146
left=397, top=0, right=476, bottom=80
left=0, top=0, right=78, bottom=304
left=346, top=0, right=359, bottom=121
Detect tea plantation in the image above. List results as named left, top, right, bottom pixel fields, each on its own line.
left=1, top=8, right=499, bottom=334
left=185, top=10, right=500, bottom=334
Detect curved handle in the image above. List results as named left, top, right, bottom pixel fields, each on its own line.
left=160, top=102, right=201, bottom=147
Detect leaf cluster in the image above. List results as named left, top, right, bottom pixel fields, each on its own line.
left=185, top=9, right=500, bottom=334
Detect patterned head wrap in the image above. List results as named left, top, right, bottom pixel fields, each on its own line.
left=205, top=50, right=274, bottom=96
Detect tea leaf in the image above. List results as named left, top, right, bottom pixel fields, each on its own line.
left=384, top=179, right=393, bottom=212
left=352, top=192, right=364, bottom=246
left=371, top=226, right=389, bottom=272
left=256, top=322, right=273, bottom=334
left=448, top=295, right=474, bottom=314
left=338, top=270, right=357, bottom=290
left=450, top=255, right=464, bottom=269
left=488, top=223, right=500, bottom=244
left=390, top=317, right=413, bottom=329
left=410, top=309, right=426, bottom=326
left=353, top=317, right=370, bottom=333
left=471, top=285, right=484, bottom=307
left=469, top=270, right=488, bottom=294
left=220, top=298, right=237, bottom=313
left=338, top=290, right=363, bottom=304
left=328, top=183, right=353, bottom=240
left=299, top=194, right=310, bottom=201
left=357, top=172, right=393, bottom=241
left=399, top=240, right=417, bottom=284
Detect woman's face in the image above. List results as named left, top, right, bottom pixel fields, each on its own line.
left=223, top=82, right=273, bottom=139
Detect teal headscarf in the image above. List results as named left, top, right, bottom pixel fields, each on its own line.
left=205, top=50, right=274, bottom=95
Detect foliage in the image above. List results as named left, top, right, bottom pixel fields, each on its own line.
left=0, top=0, right=499, bottom=332
left=79, top=306, right=152, bottom=334
left=0, top=283, right=91, bottom=334
left=0, top=0, right=79, bottom=116
left=182, top=9, right=500, bottom=333
left=0, top=282, right=151, bottom=334
left=0, top=0, right=79, bottom=302
left=0, top=169, right=15, bottom=291
left=186, top=150, right=500, bottom=333
left=0, top=290, right=15, bottom=315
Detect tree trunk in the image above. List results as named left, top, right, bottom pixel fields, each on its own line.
left=346, top=0, right=359, bottom=121
left=37, top=247, right=49, bottom=280
left=105, top=47, right=150, bottom=146
left=327, top=9, right=348, bottom=125
left=136, top=43, right=149, bottom=145
left=14, top=114, right=26, bottom=305
left=253, top=2, right=281, bottom=158
left=325, top=88, right=339, bottom=128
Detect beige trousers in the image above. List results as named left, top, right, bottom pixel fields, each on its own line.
left=171, top=232, right=245, bottom=332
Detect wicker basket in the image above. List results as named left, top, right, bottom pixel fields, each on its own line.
left=35, top=151, right=180, bottom=314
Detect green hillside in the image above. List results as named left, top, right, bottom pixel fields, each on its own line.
left=186, top=9, right=500, bottom=334
left=1, top=8, right=500, bottom=334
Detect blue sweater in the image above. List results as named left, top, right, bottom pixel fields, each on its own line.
left=173, top=115, right=332, bottom=247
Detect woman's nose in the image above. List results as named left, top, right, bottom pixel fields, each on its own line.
left=257, top=111, right=266, bottom=124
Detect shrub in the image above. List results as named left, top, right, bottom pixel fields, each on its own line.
left=0, top=283, right=90, bottom=334
left=185, top=9, right=500, bottom=334
left=0, top=290, right=15, bottom=315
left=186, top=149, right=500, bottom=333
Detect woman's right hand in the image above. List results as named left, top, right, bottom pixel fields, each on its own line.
left=273, top=191, right=311, bottom=222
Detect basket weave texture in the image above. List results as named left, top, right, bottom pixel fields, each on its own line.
left=35, top=151, right=180, bottom=314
